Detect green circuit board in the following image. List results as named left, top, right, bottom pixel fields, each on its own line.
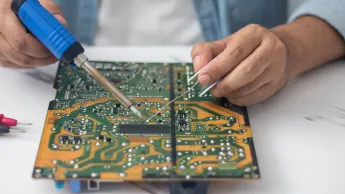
left=33, top=61, right=260, bottom=181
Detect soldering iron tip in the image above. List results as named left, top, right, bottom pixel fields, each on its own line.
left=130, top=106, right=143, bottom=118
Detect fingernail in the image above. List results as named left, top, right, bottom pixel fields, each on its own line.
left=54, top=14, right=67, bottom=26
left=193, top=55, right=200, bottom=72
left=198, top=74, right=212, bottom=84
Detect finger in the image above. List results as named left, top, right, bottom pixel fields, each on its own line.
left=4, top=47, right=57, bottom=67
left=214, top=67, right=274, bottom=98
left=227, top=83, right=276, bottom=106
left=0, top=60, right=33, bottom=69
left=211, top=40, right=272, bottom=97
left=0, top=34, right=57, bottom=67
left=0, top=53, right=5, bottom=60
left=39, top=0, right=68, bottom=26
left=0, top=2, right=67, bottom=58
left=0, top=10, right=51, bottom=58
left=198, top=24, right=266, bottom=85
left=191, top=40, right=226, bottom=72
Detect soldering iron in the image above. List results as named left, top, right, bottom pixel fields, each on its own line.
left=11, top=0, right=142, bottom=118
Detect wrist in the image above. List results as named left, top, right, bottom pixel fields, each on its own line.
left=271, top=16, right=345, bottom=80
left=270, top=22, right=306, bottom=80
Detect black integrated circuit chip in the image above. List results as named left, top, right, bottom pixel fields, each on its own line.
left=74, top=136, right=82, bottom=142
left=60, top=135, right=69, bottom=142
left=119, top=124, right=170, bottom=135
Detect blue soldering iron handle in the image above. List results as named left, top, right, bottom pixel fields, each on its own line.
left=11, top=0, right=84, bottom=65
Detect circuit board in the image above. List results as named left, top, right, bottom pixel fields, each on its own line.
left=33, top=61, right=260, bottom=181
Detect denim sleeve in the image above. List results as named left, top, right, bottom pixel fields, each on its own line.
left=289, top=0, right=345, bottom=40
left=52, top=0, right=99, bottom=45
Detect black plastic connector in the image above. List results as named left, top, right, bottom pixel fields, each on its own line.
left=61, top=42, right=84, bottom=64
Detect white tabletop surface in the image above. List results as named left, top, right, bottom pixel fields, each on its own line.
left=0, top=46, right=345, bottom=194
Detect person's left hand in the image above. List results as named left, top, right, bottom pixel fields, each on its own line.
left=191, top=24, right=291, bottom=106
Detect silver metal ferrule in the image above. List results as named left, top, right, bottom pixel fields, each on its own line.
left=74, top=53, right=88, bottom=68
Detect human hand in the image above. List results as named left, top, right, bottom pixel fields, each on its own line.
left=191, top=24, right=291, bottom=106
left=0, top=0, right=67, bottom=68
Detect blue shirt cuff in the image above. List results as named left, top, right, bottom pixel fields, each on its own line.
left=289, top=0, right=345, bottom=40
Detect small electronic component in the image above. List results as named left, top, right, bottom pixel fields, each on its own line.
left=178, top=120, right=186, bottom=126
left=59, top=135, right=82, bottom=144
left=33, top=61, right=260, bottom=184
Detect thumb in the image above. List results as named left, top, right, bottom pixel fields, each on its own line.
left=39, top=0, right=67, bottom=26
left=191, top=39, right=226, bottom=72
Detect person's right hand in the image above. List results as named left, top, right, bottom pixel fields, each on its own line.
left=0, top=0, right=67, bottom=69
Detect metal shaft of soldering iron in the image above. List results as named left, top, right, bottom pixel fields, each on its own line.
left=74, top=54, right=142, bottom=118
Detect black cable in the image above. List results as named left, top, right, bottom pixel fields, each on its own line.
left=0, top=124, right=10, bottom=133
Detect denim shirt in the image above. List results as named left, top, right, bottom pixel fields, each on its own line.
left=54, top=0, right=345, bottom=45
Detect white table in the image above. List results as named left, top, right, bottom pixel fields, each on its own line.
left=1, top=47, right=345, bottom=194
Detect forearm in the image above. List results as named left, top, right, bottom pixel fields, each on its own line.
left=271, top=16, right=345, bottom=80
